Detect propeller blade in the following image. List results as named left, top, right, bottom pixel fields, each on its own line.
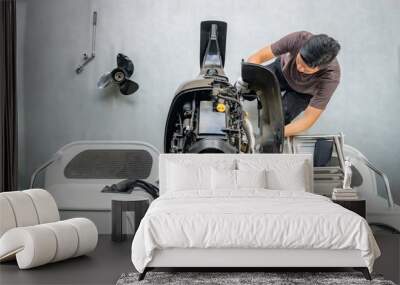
left=119, top=79, right=139, bottom=95
left=97, top=72, right=113, bottom=89
left=117, top=53, right=134, bottom=78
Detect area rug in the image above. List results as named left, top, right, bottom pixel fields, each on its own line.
left=116, top=271, right=396, bottom=285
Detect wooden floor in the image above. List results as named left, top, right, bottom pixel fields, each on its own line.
left=0, top=235, right=133, bottom=285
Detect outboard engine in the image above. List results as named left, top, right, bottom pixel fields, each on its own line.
left=164, top=21, right=284, bottom=154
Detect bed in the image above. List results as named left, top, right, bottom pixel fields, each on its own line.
left=131, top=154, right=380, bottom=280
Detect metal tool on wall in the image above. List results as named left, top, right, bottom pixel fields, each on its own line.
left=75, top=11, right=97, bottom=74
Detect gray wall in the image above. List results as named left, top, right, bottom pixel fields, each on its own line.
left=17, top=0, right=400, bottom=203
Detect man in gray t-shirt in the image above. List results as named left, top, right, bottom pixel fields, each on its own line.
left=246, top=31, right=341, bottom=137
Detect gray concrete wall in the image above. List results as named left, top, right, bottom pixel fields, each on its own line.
left=17, top=0, right=400, bottom=203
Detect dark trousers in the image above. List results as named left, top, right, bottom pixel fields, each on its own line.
left=265, top=59, right=311, bottom=125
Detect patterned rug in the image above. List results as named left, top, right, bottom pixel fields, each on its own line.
left=116, top=271, right=396, bottom=285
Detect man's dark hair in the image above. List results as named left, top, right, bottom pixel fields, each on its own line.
left=299, top=34, right=340, bottom=68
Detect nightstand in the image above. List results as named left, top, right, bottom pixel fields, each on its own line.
left=111, top=199, right=150, bottom=242
left=332, top=199, right=366, bottom=218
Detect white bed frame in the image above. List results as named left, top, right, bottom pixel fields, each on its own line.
left=148, top=249, right=365, bottom=268
left=139, top=154, right=371, bottom=280
left=142, top=241, right=370, bottom=280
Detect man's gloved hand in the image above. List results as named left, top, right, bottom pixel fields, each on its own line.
left=234, top=77, right=250, bottom=94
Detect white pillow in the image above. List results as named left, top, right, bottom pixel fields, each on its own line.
left=266, top=167, right=307, bottom=191
left=211, top=168, right=268, bottom=191
left=167, top=162, right=211, bottom=191
left=237, top=158, right=310, bottom=192
left=236, top=169, right=267, bottom=189
left=211, top=168, right=237, bottom=190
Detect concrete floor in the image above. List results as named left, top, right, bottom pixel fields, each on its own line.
left=0, top=235, right=133, bottom=285
left=1, top=233, right=398, bottom=285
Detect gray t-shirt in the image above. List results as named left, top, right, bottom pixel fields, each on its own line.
left=270, top=31, right=341, bottom=110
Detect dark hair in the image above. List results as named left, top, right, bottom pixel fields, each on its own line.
left=299, top=34, right=340, bottom=68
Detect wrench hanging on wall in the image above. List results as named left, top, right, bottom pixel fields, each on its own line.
left=75, top=11, right=97, bottom=74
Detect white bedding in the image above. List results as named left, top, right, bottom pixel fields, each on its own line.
left=131, top=190, right=380, bottom=273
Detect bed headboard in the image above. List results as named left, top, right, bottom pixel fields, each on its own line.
left=159, top=154, right=313, bottom=195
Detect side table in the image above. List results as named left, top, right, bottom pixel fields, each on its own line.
left=112, top=199, right=150, bottom=242
left=332, top=199, right=366, bottom=218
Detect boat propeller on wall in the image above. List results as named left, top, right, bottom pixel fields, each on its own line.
left=97, top=53, right=139, bottom=95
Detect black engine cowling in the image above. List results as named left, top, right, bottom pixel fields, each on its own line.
left=164, top=21, right=284, bottom=154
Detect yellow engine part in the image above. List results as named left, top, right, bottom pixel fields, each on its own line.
left=216, top=103, right=226, bottom=112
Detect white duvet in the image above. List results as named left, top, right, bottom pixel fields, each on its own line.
left=131, top=190, right=380, bottom=272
